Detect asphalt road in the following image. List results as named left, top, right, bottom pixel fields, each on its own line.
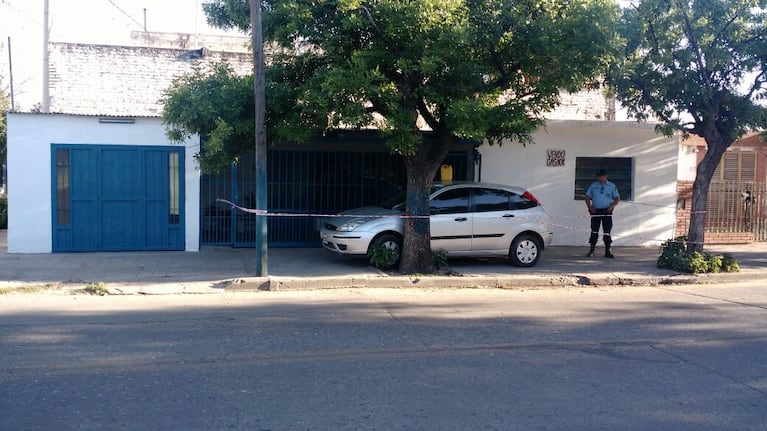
left=1, top=283, right=766, bottom=431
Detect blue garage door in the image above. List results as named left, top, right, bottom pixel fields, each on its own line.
left=52, top=144, right=184, bottom=252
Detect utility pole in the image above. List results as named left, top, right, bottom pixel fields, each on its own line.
left=7, top=37, right=14, bottom=110
left=42, top=0, right=50, bottom=112
left=250, top=0, right=268, bottom=276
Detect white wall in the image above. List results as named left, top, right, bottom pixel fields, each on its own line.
left=6, top=113, right=201, bottom=253
left=480, top=120, right=680, bottom=246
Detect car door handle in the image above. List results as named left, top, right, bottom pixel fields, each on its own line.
left=503, top=214, right=515, bottom=218
left=454, top=217, right=468, bottom=222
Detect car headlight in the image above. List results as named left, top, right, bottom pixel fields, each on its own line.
left=336, top=219, right=369, bottom=232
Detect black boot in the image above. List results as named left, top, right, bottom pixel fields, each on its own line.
left=587, top=246, right=595, bottom=257
left=604, top=249, right=614, bottom=258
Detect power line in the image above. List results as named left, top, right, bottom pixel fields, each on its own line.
left=104, top=0, right=145, bottom=31
left=0, top=0, right=41, bottom=25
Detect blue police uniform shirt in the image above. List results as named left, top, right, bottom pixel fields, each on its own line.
left=585, top=181, right=620, bottom=209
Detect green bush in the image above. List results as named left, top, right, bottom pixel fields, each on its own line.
left=672, top=251, right=708, bottom=273
left=368, top=244, right=397, bottom=270
left=84, top=282, right=109, bottom=296
left=657, top=237, right=740, bottom=274
left=706, top=254, right=722, bottom=273
left=0, top=196, right=6, bottom=229
left=722, top=254, right=740, bottom=272
left=432, top=249, right=449, bottom=269
left=657, top=236, right=687, bottom=269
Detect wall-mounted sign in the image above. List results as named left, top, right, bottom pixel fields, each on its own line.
left=546, top=149, right=566, bottom=167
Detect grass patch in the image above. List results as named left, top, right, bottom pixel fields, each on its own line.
left=0, top=284, right=56, bottom=295
left=84, top=282, right=109, bottom=296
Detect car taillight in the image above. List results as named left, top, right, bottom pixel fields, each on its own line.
left=522, top=190, right=541, bottom=205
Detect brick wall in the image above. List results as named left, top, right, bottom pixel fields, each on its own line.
left=48, top=43, right=252, bottom=116
left=546, top=89, right=615, bottom=121
left=48, top=41, right=615, bottom=121
left=676, top=180, right=693, bottom=238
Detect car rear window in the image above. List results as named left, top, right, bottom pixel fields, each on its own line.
left=474, top=188, right=539, bottom=212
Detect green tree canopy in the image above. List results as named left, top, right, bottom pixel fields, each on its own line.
left=1, top=79, right=9, bottom=164
left=162, top=62, right=254, bottom=172
left=166, top=0, right=618, bottom=273
left=613, top=0, right=767, bottom=252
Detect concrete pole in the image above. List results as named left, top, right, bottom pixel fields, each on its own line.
left=42, top=0, right=50, bottom=112
left=250, top=0, right=268, bottom=276
left=7, top=37, right=15, bottom=110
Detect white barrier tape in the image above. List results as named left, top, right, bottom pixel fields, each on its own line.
left=217, top=199, right=431, bottom=219
left=218, top=199, right=718, bottom=247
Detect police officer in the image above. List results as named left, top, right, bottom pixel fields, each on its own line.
left=584, top=169, right=620, bottom=258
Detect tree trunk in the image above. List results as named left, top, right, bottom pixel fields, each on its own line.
left=398, top=130, right=454, bottom=274
left=399, top=155, right=436, bottom=274
left=687, top=135, right=729, bottom=253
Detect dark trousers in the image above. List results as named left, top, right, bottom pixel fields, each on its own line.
left=589, top=209, right=613, bottom=249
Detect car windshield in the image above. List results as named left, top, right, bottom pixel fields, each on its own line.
left=379, top=185, right=445, bottom=211
left=380, top=190, right=407, bottom=210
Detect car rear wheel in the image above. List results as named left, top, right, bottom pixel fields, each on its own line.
left=509, top=234, right=542, bottom=267
left=368, top=233, right=402, bottom=270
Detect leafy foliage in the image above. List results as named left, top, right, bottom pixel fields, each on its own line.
left=612, top=0, right=767, bottom=252
left=0, top=79, right=9, bottom=166
left=84, top=282, right=109, bottom=296
left=367, top=244, right=398, bottom=270
left=161, top=62, right=255, bottom=173
left=657, top=236, right=740, bottom=274
left=656, top=236, right=687, bottom=269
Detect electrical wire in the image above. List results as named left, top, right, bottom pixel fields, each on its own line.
left=104, top=0, right=144, bottom=31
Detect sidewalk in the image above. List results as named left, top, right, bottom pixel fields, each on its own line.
left=1, top=230, right=765, bottom=294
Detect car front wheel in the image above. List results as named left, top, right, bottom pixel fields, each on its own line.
left=368, top=233, right=402, bottom=270
left=509, top=234, right=542, bottom=267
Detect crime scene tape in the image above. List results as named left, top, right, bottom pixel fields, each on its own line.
left=216, top=199, right=715, bottom=246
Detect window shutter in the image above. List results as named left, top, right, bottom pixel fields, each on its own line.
left=716, top=151, right=756, bottom=182
left=740, top=152, right=756, bottom=181
left=722, top=152, right=739, bottom=181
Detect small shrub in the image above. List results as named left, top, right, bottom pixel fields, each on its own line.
left=432, top=249, right=449, bottom=269
left=672, top=251, right=708, bottom=273
left=722, top=254, right=740, bottom=272
left=657, top=236, right=687, bottom=269
left=705, top=254, right=722, bottom=273
left=657, top=237, right=741, bottom=274
left=84, top=282, right=109, bottom=296
left=368, top=245, right=397, bottom=270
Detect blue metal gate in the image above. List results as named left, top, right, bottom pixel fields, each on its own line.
left=52, top=144, right=185, bottom=252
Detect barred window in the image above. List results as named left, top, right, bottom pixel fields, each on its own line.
left=574, top=157, right=633, bottom=201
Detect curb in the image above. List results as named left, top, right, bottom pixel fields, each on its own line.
left=222, top=272, right=759, bottom=292
left=4, top=271, right=761, bottom=296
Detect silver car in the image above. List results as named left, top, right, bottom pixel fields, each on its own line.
left=320, top=182, right=553, bottom=268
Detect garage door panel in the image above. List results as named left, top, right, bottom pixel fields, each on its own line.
left=102, top=149, right=142, bottom=198
left=102, top=200, right=140, bottom=250
left=52, top=144, right=185, bottom=252
left=71, top=199, right=98, bottom=249
left=145, top=200, right=168, bottom=248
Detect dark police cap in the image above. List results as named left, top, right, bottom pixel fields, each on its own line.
left=596, top=169, right=608, bottom=176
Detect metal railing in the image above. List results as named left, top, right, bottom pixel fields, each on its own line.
left=706, top=181, right=767, bottom=241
